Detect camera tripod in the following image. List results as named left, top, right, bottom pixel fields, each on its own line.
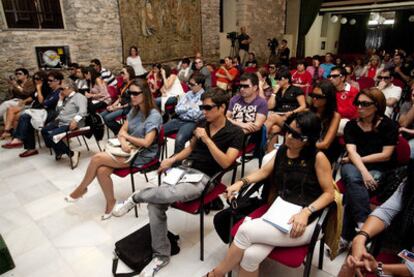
left=229, top=39, right=239, bottom=57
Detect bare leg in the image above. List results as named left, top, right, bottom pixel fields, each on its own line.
left=96, top=166, right=117, bottom=213
left=212, top=243, right=245, bottom=277
left=70, top=152, right=127, bottom=199
left=4, top=106, right=21, bottom=131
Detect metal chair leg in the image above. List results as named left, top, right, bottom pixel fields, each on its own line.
left=76, top=136, right=82, bottom=146
left=82, top=136, right=90, bottom=151
left=144, top=172, right=149, bottom=182
left=130, top=173, right=138, bottom=218
left=318, top=237, right=325, bottom=270
left=200, top=205, right=204, bottom=261
left=67, top=136, right=73, bottom=169
left=94, top=136, right=102, bottom=151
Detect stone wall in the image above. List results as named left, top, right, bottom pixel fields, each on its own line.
left=0, top=0, right=123, bottom=97
left=238, top=0, right=286, bottom=64
left=200, top=0, right=220, bottom=62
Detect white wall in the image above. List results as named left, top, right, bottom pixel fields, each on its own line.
left=304, top=13, right=342, bottom=57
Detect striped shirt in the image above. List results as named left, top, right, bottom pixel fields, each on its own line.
left=100, top=67, right=117, bottom=87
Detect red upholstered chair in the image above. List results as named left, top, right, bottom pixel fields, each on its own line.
left=230, top=204, right=330, bottom=277
left=170, top=163, right=239, bottom=261
left=162, top=132, right=177, bottom=159
left=357, top=77, right=375, bottom=90
left=238, top=126, right=266, bottom=177
left=64, top=127, right=102, bottom=169
left=112, top=127, right=165, bottom=217
left=107, top=85, right=120, bottom=103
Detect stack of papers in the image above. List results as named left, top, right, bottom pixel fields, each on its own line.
left=261, top=197, right=303, bottom=233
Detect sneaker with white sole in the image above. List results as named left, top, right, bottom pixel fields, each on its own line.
left=70, top=151, right=80, bottom=169
left=112, top=195, right=136, bottom=217
left=140, top=256, right=169, bottom=277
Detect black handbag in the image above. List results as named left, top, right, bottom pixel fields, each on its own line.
left=230, top=182, right=269, bottom=215
left=112, top=224, right=180, bottom=277
left=376, top=165, right=408, bottom=203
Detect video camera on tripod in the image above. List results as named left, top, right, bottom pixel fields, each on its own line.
left=227, top=31, right=239, bottom=57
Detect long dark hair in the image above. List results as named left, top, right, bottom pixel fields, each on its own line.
left=129, top=78, right=157, bottom=118
left=82, top=66, right=101, bottom=87
left=284, top=111, right=322, bottom=159
left=311, top=80, right=337, bottom=135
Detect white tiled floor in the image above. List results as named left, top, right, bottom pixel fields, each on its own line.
left=0, top=136, right=347, bottom=277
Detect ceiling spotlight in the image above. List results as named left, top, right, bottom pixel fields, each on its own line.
left=340, top=17, right=348, bottom=24
left=409, top=15, right=414, bottom=22
left=350, top=18, right=356, bottom=25
left=331, top=15, right=339, bottom=23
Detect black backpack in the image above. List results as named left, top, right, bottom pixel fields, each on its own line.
left=85, top=113, right=105, bottom=141
left=112, top=224, right=180, bottom=277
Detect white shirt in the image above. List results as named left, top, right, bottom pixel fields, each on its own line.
left=381, top=84, right=402, bottom=117
left=126, top=56, right=147, bottom=76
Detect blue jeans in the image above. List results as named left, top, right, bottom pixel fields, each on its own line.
left=41, top=121, right=71, bottom=156
left=100, top=107, right=129, bottom=135
left=163, top=118, right=197, bottom=153
left=14, top=113, right=36, bottom=150
left=341, top=163, right=382, bottom=240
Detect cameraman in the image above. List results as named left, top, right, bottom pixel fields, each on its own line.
left=238, top=26, right=252, bottom=67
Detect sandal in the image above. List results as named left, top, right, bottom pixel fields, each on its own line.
left=0, top=131, right=12, bottom=140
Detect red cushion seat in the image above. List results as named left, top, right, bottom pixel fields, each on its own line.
left=113, top=158, right=160, bottom=177
left=172, top=183, right=227, bottom=214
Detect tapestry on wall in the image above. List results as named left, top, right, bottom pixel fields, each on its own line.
left=119, top=0, right=202, bottom=63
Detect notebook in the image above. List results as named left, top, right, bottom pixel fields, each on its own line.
left=163, top=168, right=186, bottom=186
left=261, top=197, right=303, bottom=233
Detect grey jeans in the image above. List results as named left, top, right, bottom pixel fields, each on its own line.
left=132, top=167, right=210, bottom=258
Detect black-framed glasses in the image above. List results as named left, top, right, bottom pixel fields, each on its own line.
left=283, top=123, right=308, bottom=141
left=15, top=72, right=23, bottom=76
left=309, top=93, right=327, bottom=99
left=328, top=74, right=341, bottom=79
left=187, top=82, right=197, bottom=87
left=120, top=72, right=125, bottom=75
left=239, top=84, right=251, bottom=89
left=378, top=76, right=390, bottom=80
left=34, top=77, right=41, bottom=81
left=199, top=104, right=218, bottom=111
left=354, top=100, right=375, bottom=107
left=129, top=90, right=143, bottom=96
left=269, top=66, right=276, bottom=69
left=47, top=79, right=56, bottom=83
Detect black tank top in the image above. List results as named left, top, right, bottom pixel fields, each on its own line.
left=269, top=145, right=322, bottom=210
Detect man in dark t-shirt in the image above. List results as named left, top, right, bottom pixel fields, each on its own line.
left=112, top=88, right=243, bottom=275
left=238, top=26, right=252, bottom=67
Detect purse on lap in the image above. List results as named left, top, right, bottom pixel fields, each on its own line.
left=105, top=138, right=142, bottom=163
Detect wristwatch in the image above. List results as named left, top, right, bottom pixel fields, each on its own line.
left=306, top=205, right=316, bottom=214
left=376, top=261, right=384, bottom=276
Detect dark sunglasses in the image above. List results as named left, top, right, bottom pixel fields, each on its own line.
left=283, top=123, right=308, bottom=141
left=34, top=77, right=41, bottom=81
left=309, top=93, right=326, bottom=99
left=328, top=74, right=341, bottom=79
left=47, top=79, right=56, bottom=82
left=269, top=66, right=276, bottom=69
left=239, top=84, right=251, bottom=89
left=187, top=82, right=197, bottom=87
left=15, top=72, right=23, bottom=76
left=199, top=104, right=218, bottom=111
left=354, top=100, right=375, bottom=107
left=129, top=90, right=143, bottom=96
left=378, top=76, right=390, bottom=80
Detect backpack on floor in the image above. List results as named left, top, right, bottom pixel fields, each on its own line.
left=112, top=224, right=180, bottom=277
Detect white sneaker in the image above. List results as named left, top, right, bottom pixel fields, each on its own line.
left=112, top=196, right=136, bottom=217
left=70, top=151, right=80, bottom=169
left=140, top=256, right=169, bottom=277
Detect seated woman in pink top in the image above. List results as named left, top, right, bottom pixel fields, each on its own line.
left=82, top=66, right=111, bottom=113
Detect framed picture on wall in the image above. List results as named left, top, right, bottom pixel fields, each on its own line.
left=35, top=46, right=71, bottom=69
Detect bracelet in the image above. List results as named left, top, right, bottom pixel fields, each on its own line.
left=239, top=177, right=249, bottom=187
left=356, top=230, right=370, bottom=241
left=376, top=261, right=384, bottom=276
